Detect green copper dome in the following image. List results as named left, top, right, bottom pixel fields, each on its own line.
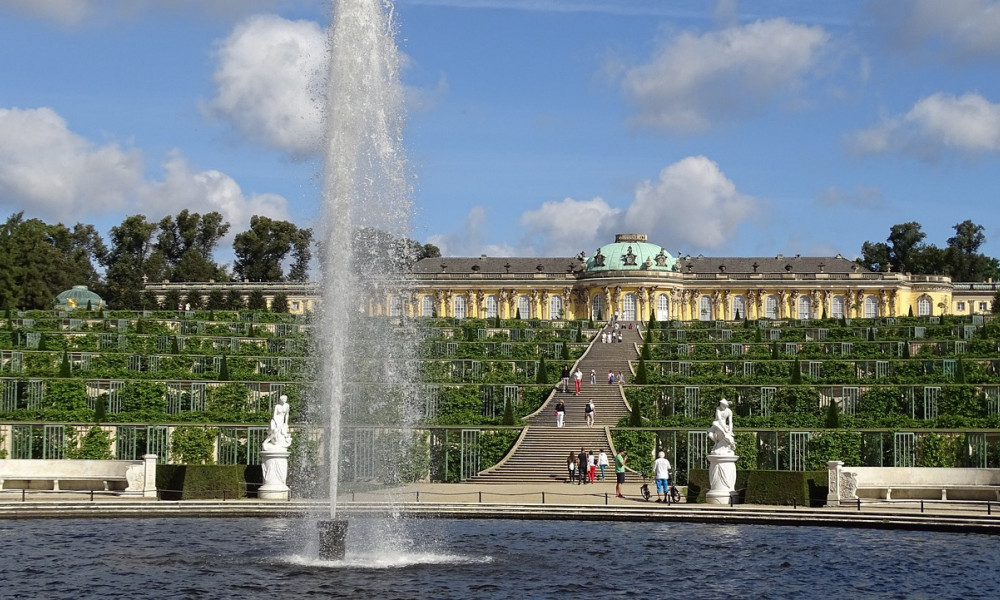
left=54, top=285, right=105, bottom=311
left=585, top=234, right=677, bottom=272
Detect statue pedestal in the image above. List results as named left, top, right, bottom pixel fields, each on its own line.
left=258, top=449, right=290, bottom=500
left=705, top=453, right=739, bottom=505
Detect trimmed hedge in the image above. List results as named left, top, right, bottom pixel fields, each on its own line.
left=687, top=469, right=827, bottom=506
left=157, top=465, right=249, bottom=500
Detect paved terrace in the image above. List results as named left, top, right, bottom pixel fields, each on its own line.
left=2, top=482, right=999, bottom=535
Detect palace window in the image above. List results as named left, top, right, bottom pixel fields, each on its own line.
left=592, top=294, right=604, bottom=321
left=623, top=293, right=637, bottom=321
left=485, top=295, right=499, bottom=318
left=517, top=295, right=531, bottom=319
left=657, top=293, right=670, bottom=321
left=798, top=295, right=811, bottom=321
left=453, top=295, right=467, bottom=320
left=863, top=296, right=877, bottom=318
left=421, top=296, right=434, bottom=317
left=732, top=295, right=746, bottom=320
left=831, top=295, right=845, bottom=319
left=956, top=301, right=966, bottom=312
left=548, top=295, right=563, bottom=320
left=389, top=296, right=403, bottom=317
left=765, top=295, right=778, bottom=319
left=917, top=297, right=931, bottom=316
left=699, top=295, right=712, bottom=321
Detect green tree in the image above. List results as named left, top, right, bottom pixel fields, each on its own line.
left=102, top=215, right=158, bottom=309
left=226, top=289, right=244, bottom=309
left=232, top=215, right=312, bottom=282
left=270, top=293, right=289, bottom=313
left=247, top=290, right=267, bottom=310
left=824, top=399, right=840, bottom=428
left=207, top=289, right=226, bottom=310
left=535, top=356, right=548, bottom=384
left=944, top=220, right=1000, bottom=282
left=152, top=210, right=230, bottom=282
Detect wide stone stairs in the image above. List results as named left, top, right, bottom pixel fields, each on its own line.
left=469, top=322, right=643, bottom=483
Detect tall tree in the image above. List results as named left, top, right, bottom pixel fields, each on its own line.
left=153, top=210, right=230, bottom=282
left=944, top=220, right=1000, bottom=282
left=232, top=216, right=312, bottom=282
left=101, top=215, right=158, bottom=309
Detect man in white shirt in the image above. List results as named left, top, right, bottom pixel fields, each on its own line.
left=653, top=451, right=672, bottom=503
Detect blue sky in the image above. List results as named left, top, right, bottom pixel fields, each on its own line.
left=2, top=0, right=1000, bottom=267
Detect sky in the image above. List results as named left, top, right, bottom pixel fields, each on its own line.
left=2, top=0, right=1000, bottom=268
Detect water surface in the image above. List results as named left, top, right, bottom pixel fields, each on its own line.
left=0, top=517, right=995, bottom=599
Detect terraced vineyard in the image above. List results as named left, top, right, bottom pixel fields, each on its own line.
left=3, top=309, right=998, bottom=486
left=614, top=315, right=1000, bottom=481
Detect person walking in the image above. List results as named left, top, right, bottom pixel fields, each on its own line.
left=577, top=448, right=589, bottom=485
left=587, top=450, right=597, bottom=483
left=560, top=364, right=571, bottom=393
left=614, top=449, right=628, bottom=497
left=555, top=399, right=565, bottom=428
left=566, top=451, right=576, bottom=483
left=653, top=451, right=672, bottom=503
left=590, top=369, right=596, bottom=385
left=585, top=399, right=595, bottom=427
left=598, top=449, right=609, bottom=481
left=574, top=367, right=583, bottom=395
left=608, top=369, right=615, bottom=384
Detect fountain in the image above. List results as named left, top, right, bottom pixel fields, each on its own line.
left=314, top=0, right=415, bottom=560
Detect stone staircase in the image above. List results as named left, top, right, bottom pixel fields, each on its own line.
left=469, top=321, right=643, bottom=483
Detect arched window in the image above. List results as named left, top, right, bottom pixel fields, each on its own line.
left=389, top=296, right=403, bottom=317
left=917, top=296, right=932, bottom=316
left=798, top=295, right=811, bottom=321
left=421, top=295, right=435, bottom=317
left=765, top=295, right=778, bottom=319
left=699, top=295, right=713, bottom=321
left=831, top=295, right=845, bottom=319
left=517, top=295, right=531, bottom=319
left=592, top=294, right=605, bottom=321
left=484, top=295, right=499, bottom=318
left=657, top=293, right=670, bottom=321
left=863, top=296, right=878, bottom=318
left=623, top=293, right=637, bottom=321
left=548, top=295, right=563, bottom=320
left=732, top=295, right=746, bottom=320
left=453, top=295, right=467, bottom=320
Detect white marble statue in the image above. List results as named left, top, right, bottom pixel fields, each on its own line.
left=262, top=394, right=291, bottom=451
left=707, top=398, right=736, bottom=455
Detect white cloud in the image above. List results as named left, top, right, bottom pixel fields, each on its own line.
left=137, top=151, right=290, bottom=233
left=518, top=196, right=621, bottom=255
left=872, top=0, right=1000, bottom=59
left=620, top=18, right=829, bottom=133
left=623, top=156, right=756, bottom=249
left=851, top=92, right=1000, bottom=159
left=0, top=106, right=289, bottom=237
left=0, top=107, right=144, bottom=221
left=204, top=14, right=327, bottom=158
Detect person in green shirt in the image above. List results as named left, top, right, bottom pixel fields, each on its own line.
left=614, top=449, right=628, bottom=498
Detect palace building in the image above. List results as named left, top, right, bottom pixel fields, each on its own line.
left=400, top=233, right=975, bottom=322
left=144, top=233, right=995, bottom=319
